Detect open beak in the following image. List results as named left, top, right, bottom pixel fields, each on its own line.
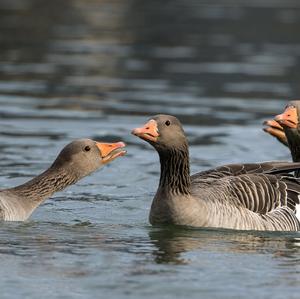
left=275, top=106, right=298, bottom=129
left=263, top=119, right=283, bottom=131
left=263, top=119, right=287, bottom=145
left=131, top=119, right=159, bottom=142
left=96, top=141, right=126, bottom=163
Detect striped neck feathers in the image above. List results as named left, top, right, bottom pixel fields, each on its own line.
left=9, top=165, right=79, bottom=204
left=285, top=128, right=300, bottom=163
left=158, top=143, right=191, bottom=195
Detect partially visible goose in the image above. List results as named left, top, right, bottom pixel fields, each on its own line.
left=275, top=101, right=300, bottom=163
left=0, top=139, right=126, bottom=221
left=132, top=115, right=300, bottom=231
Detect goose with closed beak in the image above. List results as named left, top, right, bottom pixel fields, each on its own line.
left=0, top=139, right=126, bottom=221
left=132, top=114, right=300, bottom=231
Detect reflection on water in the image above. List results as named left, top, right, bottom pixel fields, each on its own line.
left=149, top=227, right=300, bottom=265
left=1, top=0, right=300, bottom=298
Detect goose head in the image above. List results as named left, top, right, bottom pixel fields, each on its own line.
left=275, top=101, right=300, bottom=130
left=131, top=115, right=188, bottom=152
left=275, top=101, right=300, bottom=143
left=51, top=138, right=126, bottom=179
left=274, top=101, right=300, bottom=160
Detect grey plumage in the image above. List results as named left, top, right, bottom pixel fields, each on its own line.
left=0, top=139, right=126, bottom=221
left=132, top=114, right=300, bottom=231
left=191, top=166, right=300, bottom=230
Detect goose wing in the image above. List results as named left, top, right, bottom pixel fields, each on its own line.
left=191, top=171, right=300, bottom=230
left=224, top=173, right=300, bottom=215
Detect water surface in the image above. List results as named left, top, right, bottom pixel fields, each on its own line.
left=0, top=1, right=300, bottom=298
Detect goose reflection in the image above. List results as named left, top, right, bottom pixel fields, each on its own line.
left=148, top=226, right=300, bottom=265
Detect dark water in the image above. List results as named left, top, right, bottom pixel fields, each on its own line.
left=0, top=0, right=300, bottom=298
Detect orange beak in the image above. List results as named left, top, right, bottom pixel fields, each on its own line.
left=263, top=119, right=283, bottom=131
left=263, top=119, right=287, bottom=144
left=131, top=119, right=159, bottom=142
left=275, top=106, right=298, bottom=129
left=96, top=141, right=126, bottom=163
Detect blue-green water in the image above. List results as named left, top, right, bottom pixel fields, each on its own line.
left=0, top=1, right=300, bottom=298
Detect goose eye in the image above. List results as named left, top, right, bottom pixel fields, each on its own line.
left=165, top=120, right=171, bottom=126
left=84, top=146, right=91, bottom=152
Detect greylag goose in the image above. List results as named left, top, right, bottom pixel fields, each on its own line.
left=275, top=101, right=300, bottom=163
left=132, top=114, right=300, bottom=231
left=0, top=139, right=126, bottom=221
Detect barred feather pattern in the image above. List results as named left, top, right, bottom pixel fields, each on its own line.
left=153, top=154, right=300, bottom=230
left=189, top=170, right=300, bottom=231
left=192, top=161, right=300, bottom=180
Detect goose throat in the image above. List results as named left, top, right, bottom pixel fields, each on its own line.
left=158, top=146, right=191, bottom=195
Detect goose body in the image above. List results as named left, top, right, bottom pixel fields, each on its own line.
left=0, top=191, right=34, bottom=221
left=132, top=115, right=300, bottom=231
left=0, top=139, right=126, bottom=221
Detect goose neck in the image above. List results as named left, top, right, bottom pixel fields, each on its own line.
left=9, top=166, right=78, bottom=204
left=158, top=145, right=191, bottom=195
